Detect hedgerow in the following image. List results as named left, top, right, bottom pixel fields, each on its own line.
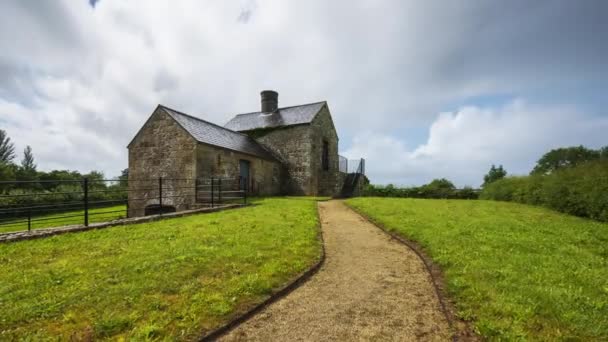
left=480, top=160, right=608, bottom=221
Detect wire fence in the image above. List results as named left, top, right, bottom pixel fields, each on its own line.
left=0, top=177, right=248, bottom=234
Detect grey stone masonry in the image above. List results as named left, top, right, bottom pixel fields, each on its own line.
left=127, top=92, right=363, bottom=217
left=196, top=143, right=282, bottom=195
left=310, top=106, right=340, bottom=196
left=243, top=103, right=341, bottom=196
left=128, top=108, right=197, bottom=217
left=252, top=124, right=315, bottom=195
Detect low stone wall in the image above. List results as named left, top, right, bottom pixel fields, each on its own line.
left=0, top=204, right=245, bottom=243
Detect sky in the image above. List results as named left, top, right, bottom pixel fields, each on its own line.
left=0, top=0, right=607, bottom=187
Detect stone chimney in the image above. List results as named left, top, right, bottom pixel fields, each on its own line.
left=261, top=90, right=278, bottom=113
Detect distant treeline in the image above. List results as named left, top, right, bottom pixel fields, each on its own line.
left=0, top=129, right=127, bottom=208
left=363, top=179, right=479, bottom=199
left=364, top=145, right=608, bottom=222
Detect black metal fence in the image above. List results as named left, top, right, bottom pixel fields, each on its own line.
left=0, top=177, right=248, bottom=234
left=338, top=156, right=366, bottom=175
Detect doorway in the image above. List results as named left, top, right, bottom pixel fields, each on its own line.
left=239, top=159, right=250, bottom=191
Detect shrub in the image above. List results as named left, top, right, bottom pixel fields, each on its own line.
left=363, top=182, right=479, bottom=200
left=480, top=160, right=608, bottom=221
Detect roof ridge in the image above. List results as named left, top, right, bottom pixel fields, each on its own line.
left=233, top=100, right=327, bottom=117
left=159, top=104, right=252, bottom=139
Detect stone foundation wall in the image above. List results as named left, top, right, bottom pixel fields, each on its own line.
left=127, top=108, right=197, bottom=217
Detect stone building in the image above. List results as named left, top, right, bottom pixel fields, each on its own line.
left=127, top=90, right=362, bottom=217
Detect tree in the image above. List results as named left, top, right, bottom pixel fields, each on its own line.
left=38, top=170, right=82, bottom=190
left=0, top=162, right=16, bottom=186
left=16, top=146, right=38, bottom=186
left=420, top=178, right=456, bottom=198
left=425, top=178, right=456, bottom=190
left=21, top=145, right=36, bottom=171
left=117, top=168, right=128, bottom=187
left=0, top=129, right=15, bottom=163
left=84, top=170, right=106, bottom=189
left=600, top=146, right=608, bottom=160
left=483, top=164, right=507, bottom=187
left=531, top=145, right=600, bottom=175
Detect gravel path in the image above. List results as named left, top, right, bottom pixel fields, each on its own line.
left=220, top=200, right=451, bottom=341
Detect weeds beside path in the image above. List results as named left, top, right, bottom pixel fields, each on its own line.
left=220, top=200, right=450, bottom=341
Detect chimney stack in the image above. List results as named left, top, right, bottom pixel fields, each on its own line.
left=261, top=90, right=278, bottom=113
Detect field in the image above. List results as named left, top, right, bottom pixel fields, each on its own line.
left=0, top=198, right=322, bottom=340
left=346, top=198, right=608, bottom=340
left=0, top=205, right=127, bottom=234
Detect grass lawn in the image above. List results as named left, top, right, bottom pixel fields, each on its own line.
left=0, top=197, right=322, bottom=340
left=346, top=198, right=608, bottom=340
left=0, top=205, right=127, bottom=234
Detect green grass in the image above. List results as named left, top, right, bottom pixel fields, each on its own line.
left=346, top=198, right=608, bottom=341
left=0, top=205, right=127, bottom=234
left=0, top=197, right=322, bottom=340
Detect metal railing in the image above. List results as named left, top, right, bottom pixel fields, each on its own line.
left=339, top=155, right=348, bottom=173
left=0, top=177, right=248, bottom=234
left=338, top=156, right=365, bottom=175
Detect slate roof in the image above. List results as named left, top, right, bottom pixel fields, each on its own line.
left=160, top=105, right=278, bottom=161
left=224, top=101, right=326, bottom=132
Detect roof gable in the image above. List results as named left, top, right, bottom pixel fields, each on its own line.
left=129, top=105, right=278, bottom=161
left=224, top=101, right=326, bottom=132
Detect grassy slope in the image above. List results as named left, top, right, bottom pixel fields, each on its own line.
left=0, top=205, right=127, bottom=234
left=346, top=198, right=608, bottom=340
left=0, top=198, right=322, bottom=340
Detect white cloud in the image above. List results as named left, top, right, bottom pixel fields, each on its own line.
left=0, top=0, right=606, bottom=181
left=343, top=100, right=608, bottom=187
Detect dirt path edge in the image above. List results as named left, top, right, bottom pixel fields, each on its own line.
left=343, top=202, right=479, bottom=342
left=198, top=204, right=326, bottom=341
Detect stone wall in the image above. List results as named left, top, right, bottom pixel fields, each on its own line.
left=252, top=124, right=314, bottom=195
left=195, top=144, right=282, bottom=196
left=127, top=108, right=197, bottom=217
left=310, top=106, right=341, bottom=196
left=248, top=104, right=343, bottom=196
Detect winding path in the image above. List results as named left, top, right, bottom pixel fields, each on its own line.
left=220, top=200, right=451, bottom=341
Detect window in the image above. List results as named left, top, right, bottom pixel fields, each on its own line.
left=322, top=141, right=329, bottom=171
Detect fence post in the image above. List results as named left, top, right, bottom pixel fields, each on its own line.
left=244, top=177, right=247, bottom=205
left=27, top=211, right=31, bottom=232
left=218, top=178, right=222, bottom=204
left=211, top=177, right=214, bottom=208
left=83, top=177, right=89, bottom=227
left=158, top=177, right=163, bottom=216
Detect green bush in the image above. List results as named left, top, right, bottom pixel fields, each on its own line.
left=480, top=160, right=608, bottom=221
left=363, top=183, right=479, bottom=199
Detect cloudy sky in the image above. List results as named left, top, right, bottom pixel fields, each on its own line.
left=1, top=0, right=606, bottom=186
